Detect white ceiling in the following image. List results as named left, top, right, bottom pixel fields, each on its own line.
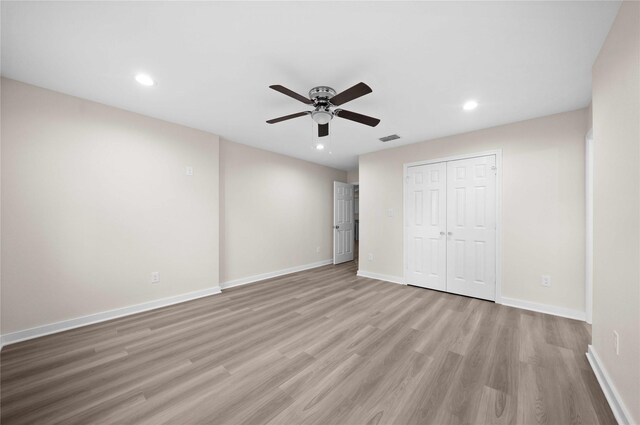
left=1, top=1, right=620, bottom=170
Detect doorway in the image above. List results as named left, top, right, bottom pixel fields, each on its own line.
left=403, top=151, right=502, bottom=301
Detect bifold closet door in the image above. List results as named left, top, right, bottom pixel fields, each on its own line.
left=446, top=155, right=497, bottom=301
left=405, top=162, right=447, bottom=291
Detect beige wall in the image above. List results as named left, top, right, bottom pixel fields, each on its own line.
left=1, top=78, right=220, bottom=334
left=347, top=169, right=359, bottom=184
left=591, top=1, right=640, bottom=421
left=359, top=109, right=588, bottom=312
left=219, top=139, right=346, bottom=284
left=0, top=78, right=347, bottom=336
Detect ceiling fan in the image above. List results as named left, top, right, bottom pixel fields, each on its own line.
left=266, top=82, right=380, bottom=138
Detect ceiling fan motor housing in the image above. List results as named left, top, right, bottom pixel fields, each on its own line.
left=309, top=87, right=336, bottom=124
left=309, top=86, right=336, bottom=103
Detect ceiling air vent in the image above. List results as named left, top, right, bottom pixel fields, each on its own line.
left=379, top=134, right=400, bottom=142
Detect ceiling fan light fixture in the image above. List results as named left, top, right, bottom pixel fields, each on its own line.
left=311, top=110, right=333, bottom=125
left=266, top=82, right=380, bottom=137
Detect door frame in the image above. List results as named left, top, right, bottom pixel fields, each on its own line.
left=403, top=149, right=503, bottom=302
left=585, top=129, right=593, bottom=324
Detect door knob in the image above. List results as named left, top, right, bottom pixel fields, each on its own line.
left=440, top=231, right=445, bottom=236
left=447, top=232, right=453, bottom=236
left=334, top=225, right=340, bottom=229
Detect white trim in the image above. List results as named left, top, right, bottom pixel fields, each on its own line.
left=585, top=128, right=594, bottom=324
left=500, top=296, right=586, bottom=321
left=495, top=151, right=503, bottom=303
left=587, top=345, right=635, bottom=425
left=357, top=270, right=405, bottom=285
left=403, top=149, right=503, bottom=302
left=0, top=286, right=222, bottom=348
left=404, top=149, right=504, bottom=168
left=221, top=260, right=332, bottom=290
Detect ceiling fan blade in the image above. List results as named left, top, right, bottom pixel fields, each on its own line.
left=266, top=111, right=309, bottom=124
left=335, top=109, right=380, bottom=127
left=330, top=82, right=372, bottom=106
left=318, top=123, right=329, bottom=137
left=269, top=85, right=313, bottom=105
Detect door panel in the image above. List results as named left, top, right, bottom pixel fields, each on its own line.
left=405, top=163, right=447, bottom=290
left=334, top=182, right=354, bottom=264
left=446, top=155, right=496, bottom=301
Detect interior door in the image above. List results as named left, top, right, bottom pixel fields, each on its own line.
left=446, top=155, right=496, bottom=301
left=333, top=181, right=354, bottom=264
left=405, top=163, right=447, bottom=290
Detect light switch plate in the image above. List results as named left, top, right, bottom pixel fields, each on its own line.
left=541, top=275, right=551, bottom=287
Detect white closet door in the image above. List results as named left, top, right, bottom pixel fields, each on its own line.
left=446, top=155, right=496, bottom=301
left=405, top=162, right=447, bottom=291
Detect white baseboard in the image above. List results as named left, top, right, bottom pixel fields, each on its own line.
left=357, top=270, right=405, bottom=285
left=353, top=275, right=584, bottom=322
left=221, top=260, right=333, bottom=290
left=587, top=345, right=635, bottom=425
left=499, top=296, right=586, bottom=321
left=0, top=286, right=222, bottom=349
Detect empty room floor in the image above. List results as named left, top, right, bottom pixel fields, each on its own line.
left=0, top=263, right=615, bottom=425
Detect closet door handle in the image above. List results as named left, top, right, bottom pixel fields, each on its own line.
left=440, top=231, right=445, bottom=236
left=447, top=232, right=453, bottom=236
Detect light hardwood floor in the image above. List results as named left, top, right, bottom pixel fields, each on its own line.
left=1, top=262, right=615, bottom=424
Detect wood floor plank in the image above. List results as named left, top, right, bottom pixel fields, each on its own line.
left=0, top=262, right=615, bottom=424
left=475, top=385, right=518, bottom=425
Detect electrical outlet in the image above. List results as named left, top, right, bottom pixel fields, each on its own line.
left=541, top=275, right=551, bottom=287
left=185, top=166, right=193, bottom=176
left=151, top=272, right=160, bottom=284
left=368, top=253, right=374, bottom=262
left=316, top=246, right=321, bottom=253
left=613, top=331, right=619, bottom=355
left=386, top=208, right=394, bottom=218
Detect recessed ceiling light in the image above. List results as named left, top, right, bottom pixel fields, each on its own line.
left=315, top=143, right=325, bottom=151
left=135, top=73, right=155, bottom=87
left=463, top=100, right=478, bottom=111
